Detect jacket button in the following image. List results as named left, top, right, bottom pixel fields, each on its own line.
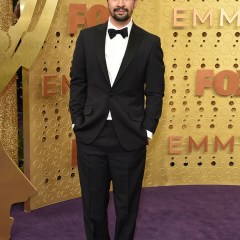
left=110, top=92, right=113, bottom=97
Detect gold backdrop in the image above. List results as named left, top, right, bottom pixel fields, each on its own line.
left=156, top=2, right=240, bottom=186
left=1, top=0, right=240, bottom=210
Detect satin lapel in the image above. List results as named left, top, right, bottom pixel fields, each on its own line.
left=96, top=22, right=111, bottom=87
left=112, top=24, right=144, bottom=88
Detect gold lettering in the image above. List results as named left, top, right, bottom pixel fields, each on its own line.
left=220, top=8, right=240, bottom=26
left=168, top=136, right=183, bottom=154
left=173, top=8, right=187, bottom=27
left=214, top=136, right=234, bottom=153
left=193, top=8, right=213, bottom=26
left=188, top=136, right=208, bottom=153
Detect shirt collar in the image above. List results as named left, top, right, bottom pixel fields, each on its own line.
left=107, top=17, right=133, bottom=36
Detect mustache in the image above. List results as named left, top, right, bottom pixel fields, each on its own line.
left=114, top=7, right=129, bottom=12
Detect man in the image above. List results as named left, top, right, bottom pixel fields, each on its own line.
left=69, top=0, right=165, bottom=239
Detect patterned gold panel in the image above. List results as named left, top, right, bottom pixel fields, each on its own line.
left=144, top=0, right=240, bottom=186
left=0, top=0, right=12, bottom=32
left=0, top=0, right=18, bottom=165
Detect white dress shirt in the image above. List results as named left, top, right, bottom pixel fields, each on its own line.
left=105, top=19, right=132, bottom=119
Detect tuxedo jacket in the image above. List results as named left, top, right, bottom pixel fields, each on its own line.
left=69, top=22, right=165, bottom=151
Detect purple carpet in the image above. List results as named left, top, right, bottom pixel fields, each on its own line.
left=10, top=186, right=240, bottom=240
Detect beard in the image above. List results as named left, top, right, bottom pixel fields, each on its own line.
left=110, top=7, right=132, bottom=22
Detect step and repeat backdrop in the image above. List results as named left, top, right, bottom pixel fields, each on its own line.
left=1, top=0, right=240, bottom=210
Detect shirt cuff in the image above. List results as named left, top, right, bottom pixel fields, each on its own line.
left=72, top=124, right=75, bottom=129
left=146, top=130, right=153, bottom=139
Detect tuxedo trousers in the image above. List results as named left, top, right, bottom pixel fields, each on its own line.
left=76, top=120, right=146, bottom=240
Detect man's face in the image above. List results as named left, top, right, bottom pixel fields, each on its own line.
left=107, top=0, right=138, bottom=22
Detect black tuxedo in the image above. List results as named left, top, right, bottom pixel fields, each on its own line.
left=70, top=22, right=164, bottom=151
left=69, top=22, right=165, bottom=240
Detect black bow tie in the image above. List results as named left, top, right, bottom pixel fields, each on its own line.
left=108, top=27, right=128, bottom=39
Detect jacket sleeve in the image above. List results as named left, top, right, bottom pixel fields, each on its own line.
left=69, top=30, right=87, bottom=124
left=144, top=36, right=165, bottom=133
